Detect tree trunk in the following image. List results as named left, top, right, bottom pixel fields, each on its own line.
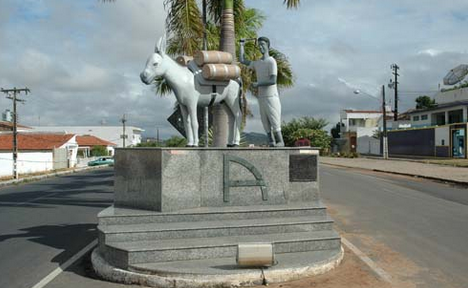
left=212, top=0, right=235, bottom=147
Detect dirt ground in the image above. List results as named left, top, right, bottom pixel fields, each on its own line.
left=253, top=247, right=392, bottom=288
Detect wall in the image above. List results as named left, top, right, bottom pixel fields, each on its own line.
left=0, top=151, right=54, bottom=177
left=357, top=135, right=380, bottom=155
left=53, top=148, right=68, bottom=169
left=410, top=112, right=432, bottom=127
left=435, top=126, right=450, bottom=157
left=388, top=128, right=435, bottom=157
left=435, top=126, right=450, bottom=146
left=435, top=87, right=468, bottom=104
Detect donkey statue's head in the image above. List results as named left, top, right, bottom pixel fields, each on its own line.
left=140, top=34, right=169, bottom=85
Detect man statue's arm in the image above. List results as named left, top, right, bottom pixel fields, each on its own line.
left=252, top=75, right=277, bottom=88
left=239, top=39, right=251, bottom=66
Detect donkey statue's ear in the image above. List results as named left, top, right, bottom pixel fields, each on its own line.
left=155, top=33, right=167, bottom=55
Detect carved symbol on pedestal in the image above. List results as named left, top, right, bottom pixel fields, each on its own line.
left=223, top=155, right=268, bottom=203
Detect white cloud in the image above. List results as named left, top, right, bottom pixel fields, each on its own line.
left=417, top=49, right=443, bottom=57
left=1, top=0, right=468, bottom=138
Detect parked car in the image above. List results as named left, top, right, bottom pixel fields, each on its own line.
left=88, top=157, right=114, bottom=167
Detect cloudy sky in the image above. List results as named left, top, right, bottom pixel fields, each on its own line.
left=1, top=0, right=467, bottom=138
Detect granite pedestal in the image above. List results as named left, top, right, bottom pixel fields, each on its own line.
left=93, top=148, right=342, bottom=287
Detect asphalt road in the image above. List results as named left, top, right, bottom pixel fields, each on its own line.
left=0, top=168, right=114, bottom=288
left=1, top=165, right=467, bottom=288
left=320, top=165, right=468, bottom=288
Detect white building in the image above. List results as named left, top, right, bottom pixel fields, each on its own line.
left=0, top=133, right=78, bottom=177
left=408, top=88, right=468, bottom=128
left=393, top=88, right=468, bottom=159
left=31, top=126, right=144, bottom=147
left=2, top=110, right=13, bottom=122
left=340, top=109, right=385, bottom=133
left=338, top=109, right=391, bottom=154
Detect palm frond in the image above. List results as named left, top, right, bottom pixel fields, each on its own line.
left=154, top=76, right=172, bottom=96
left=164, top=0, right=203, bottom=56
left=284, top=0, right=300, bottom=9
left=270, top=48, right=294, bottom=88
left=236, top=8, right=265, bottom=41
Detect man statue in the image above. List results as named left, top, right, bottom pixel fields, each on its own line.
left=240, top=37, right=285, bottom=147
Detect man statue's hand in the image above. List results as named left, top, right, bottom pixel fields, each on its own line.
left=251, top=82, right=258, bottom=88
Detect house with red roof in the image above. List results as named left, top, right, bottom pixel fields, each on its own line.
left=0, top=133, right=78, bottom=177
left=76, top=135, right=117, bottom=157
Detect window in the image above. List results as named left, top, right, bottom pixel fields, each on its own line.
left=413, top=116, right=420, bottom=121
left=421, top=115, right=428, bottom=120
left=349, top=119, right=365, bottom=127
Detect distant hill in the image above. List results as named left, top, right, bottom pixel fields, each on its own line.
left=242, top=132, right=268, bottom=146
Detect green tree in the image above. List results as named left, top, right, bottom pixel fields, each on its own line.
left=91, top=145, right=108, bottom=156
left=330, top=122, right=343, bottom=139
left=281, top=117, right=329, bottom=146
left=415, top=95, right=436, bottom=109
left=165, top=135, right=188, bottom=147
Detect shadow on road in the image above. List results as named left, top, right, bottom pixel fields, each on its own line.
left=0, top=169, right=114, bottom=209
left=0, top=223, right=98, bottom=265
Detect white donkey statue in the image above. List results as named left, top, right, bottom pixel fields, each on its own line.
left=140, top=35, right=242, bottom=147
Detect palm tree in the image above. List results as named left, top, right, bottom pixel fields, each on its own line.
left=212, top=0, right=235, bottom=147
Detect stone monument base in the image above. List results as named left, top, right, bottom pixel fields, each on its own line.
left=93, top=148, right=342, bottom=287
left=92, top=244, right=343, bottom=287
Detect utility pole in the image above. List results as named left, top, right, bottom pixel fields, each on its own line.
left=391, top=64, right=399, bottom=121
left=1, top=87, right=31, bottom=179
left=121, top=114, right=127, bottom=148
left=381, top=85, right=389, bottom=160
left=156, top=127, right=160, bottom=146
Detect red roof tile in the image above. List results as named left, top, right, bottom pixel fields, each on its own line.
left=76, top=135, right=116, bottom=147
left=0, top=133, right=75, bottom=150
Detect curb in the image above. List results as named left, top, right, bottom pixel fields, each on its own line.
left=321, top=162, right=468, bottom=187
left=91, top=247, right=344, bottom=288
left=0, top=165, right=111, bottom=188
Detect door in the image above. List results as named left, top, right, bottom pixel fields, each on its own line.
left=451, top=128, right=465, bottom=158
left=350, top=136, right=357, bottom=153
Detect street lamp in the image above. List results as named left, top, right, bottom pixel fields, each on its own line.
left=353, top=86, right=389, bottom=159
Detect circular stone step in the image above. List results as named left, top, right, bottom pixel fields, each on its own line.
left=91, top=247, right=343, bottom=288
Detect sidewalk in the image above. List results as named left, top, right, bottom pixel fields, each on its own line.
left=321, top=157, right=468, bottom=185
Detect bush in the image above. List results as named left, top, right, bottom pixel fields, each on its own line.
left=282, top=117, right=329, bottom=147
left=330, top=152, right=359, bottom=158
left=164, top=136, right=188, bottom=147
left=290, top=128, right=332, bottom=150
left=91, top=145, right=108, bottom=157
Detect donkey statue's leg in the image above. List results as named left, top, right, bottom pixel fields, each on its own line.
left=224, top=84, right=242, bottom=146
left=180, top=104, right=194, bottom=146
left=187, top=103, right=199, bottom=147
